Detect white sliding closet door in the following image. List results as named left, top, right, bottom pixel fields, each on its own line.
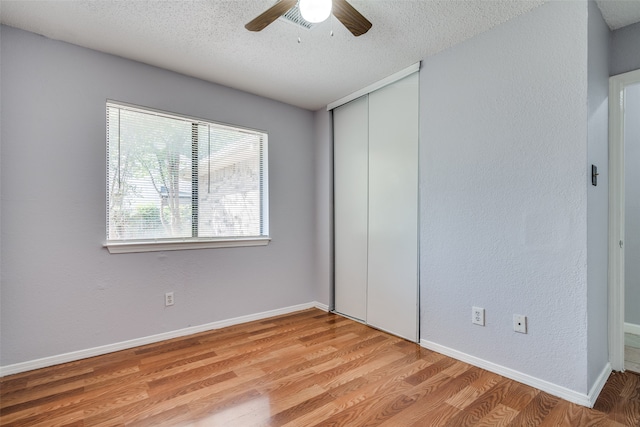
left=333, top=69, right=419, bottom=341
left=367, top=72, right=419, bottom=341
left=334, top=96, right=369, bottom=322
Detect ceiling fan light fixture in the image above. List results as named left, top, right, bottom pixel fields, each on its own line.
left=299, top=0, right=332, bottom=23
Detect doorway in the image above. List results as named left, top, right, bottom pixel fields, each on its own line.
left=609, top=69, right=640, bottom=373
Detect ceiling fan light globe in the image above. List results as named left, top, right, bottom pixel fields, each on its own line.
left=299, top=0, right=332, bottom=23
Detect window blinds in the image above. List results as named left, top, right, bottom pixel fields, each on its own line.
left=106, top=101, right=268, bottom=243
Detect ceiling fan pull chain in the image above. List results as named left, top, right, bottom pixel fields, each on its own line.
left=330, top=13, right=334, bottom=37
left=298, top=1, right=302, bottom=43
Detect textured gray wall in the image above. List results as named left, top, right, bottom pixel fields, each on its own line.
left=0, top=25, right=317, bottom=366
left=625, top=83, right=640, bottom=326
left=419, top=1, right=591, bottom=393
left=313, top=108, right=333, bottom=308
left=586, top=0, right=610, bottom=389
left=610, top=21, right=640, bottom=77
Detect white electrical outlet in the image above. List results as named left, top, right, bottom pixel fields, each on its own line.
left=472, top=307, right=485, bottom=326
left=513, top=314, right=527, bottom=333
left=165, top=292, right=174, bottom=306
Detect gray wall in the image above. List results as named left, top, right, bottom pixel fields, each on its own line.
left=0, top=25, right=317, bottom=366
left=419, top=0, right=591, bottom=393
left=313, top=109, right=333, bottom=307
left=586, top=0, right=610, bottom=389
left=610, top=21, right=640, bottom=77
left=625, top=83, right=640, bottom=326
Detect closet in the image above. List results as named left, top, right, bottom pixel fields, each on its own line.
left=333, top=68, right=419, bottom=342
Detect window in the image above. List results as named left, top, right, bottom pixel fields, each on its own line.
left=106, top=101, right=269, bottom=253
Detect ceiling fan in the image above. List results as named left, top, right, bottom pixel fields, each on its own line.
left=245, top=0, right=372, bottom=37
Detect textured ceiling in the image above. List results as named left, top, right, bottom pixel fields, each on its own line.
left=595, top=0, right=640, bottom=30
left=1, top=1, right=638, bottom=110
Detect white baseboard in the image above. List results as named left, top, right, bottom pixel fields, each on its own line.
left=315, top=302, right=329, bottom=312
left=0, top=301, right=328, bottom=377
left=624, top=322, right=640, bottom=336
left=420, top=339, right=611, bottom=408
left=587, top=362, right=612, bottom=408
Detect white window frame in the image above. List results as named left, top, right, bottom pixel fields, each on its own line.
left=105, top=101, right=270, bottom=254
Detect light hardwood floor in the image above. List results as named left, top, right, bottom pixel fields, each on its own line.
left=1, top=309, right=639, bottom=426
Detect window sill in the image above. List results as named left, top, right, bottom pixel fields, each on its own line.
left=105, top=237, right=271, bottom=254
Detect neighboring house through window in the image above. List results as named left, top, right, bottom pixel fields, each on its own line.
left=106, top=101, right=269, bottom=253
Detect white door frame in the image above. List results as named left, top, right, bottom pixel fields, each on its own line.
left=609, top=69, right=640, bottom=371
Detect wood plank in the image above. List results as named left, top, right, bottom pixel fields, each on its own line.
left=1, top=308, right=639, bottom=426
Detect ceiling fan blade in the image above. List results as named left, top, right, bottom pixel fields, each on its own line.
left=332, top=0, right=372, bottom=37
left=245, top=0, right=298, bottom=32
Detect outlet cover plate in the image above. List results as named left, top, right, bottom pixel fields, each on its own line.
left=472, top=307, right=485, bottom=326
left=165, top=292, right=174, bottom=306
left=513, top=314, right=527, bottom=333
